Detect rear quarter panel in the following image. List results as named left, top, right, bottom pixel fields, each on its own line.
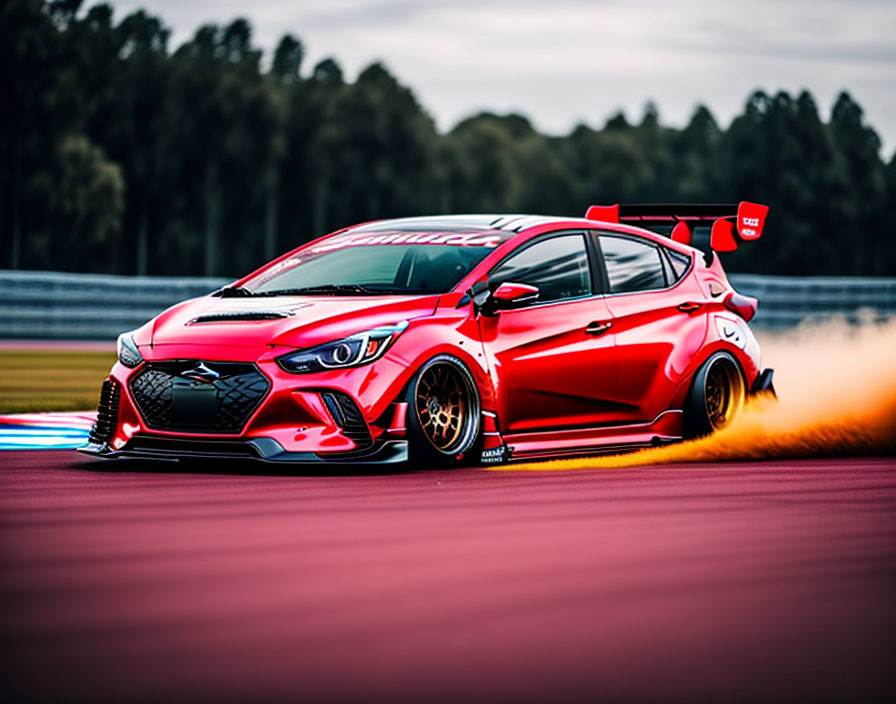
left=605, top=273, right=709, bottom=422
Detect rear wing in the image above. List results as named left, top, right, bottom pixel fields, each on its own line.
left=584, top=202, right=769, bottom=252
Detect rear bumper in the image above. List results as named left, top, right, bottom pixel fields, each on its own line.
left=79, top=437, right=408, bottom=464
left=750, top=368, right=776, bottom=399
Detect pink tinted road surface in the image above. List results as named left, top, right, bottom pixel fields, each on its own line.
left=1, top=453, right=894, bottom=703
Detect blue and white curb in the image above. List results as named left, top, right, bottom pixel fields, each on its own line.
left=0, top=412, right=96, bottom=450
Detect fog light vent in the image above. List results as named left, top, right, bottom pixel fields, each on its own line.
left=321, top=391, right=373, bottom=448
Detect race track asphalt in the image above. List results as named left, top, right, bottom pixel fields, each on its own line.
left=1, top=451, right=895, bottom=704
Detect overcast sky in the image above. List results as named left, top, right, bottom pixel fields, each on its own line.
left=110, top=0, right=896, bottom=157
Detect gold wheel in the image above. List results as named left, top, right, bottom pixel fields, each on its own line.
left=704, top=357, right=745, bottom=431
left=414, top=362, right=471, bottom=453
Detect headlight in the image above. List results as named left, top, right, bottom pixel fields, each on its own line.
left=117, top=332, right=144, bottom=368
left=277, top=321, right=409, bottom=374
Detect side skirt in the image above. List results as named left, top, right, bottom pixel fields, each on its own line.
left=503, top=410, right=683, bottom=462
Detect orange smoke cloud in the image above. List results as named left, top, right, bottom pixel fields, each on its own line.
left=506, top=317, right=896, bottom=471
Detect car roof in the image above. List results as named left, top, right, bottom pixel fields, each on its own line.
left=347, top=214, right=597, bottom=235
left=345, top=213, right=684, bottom=249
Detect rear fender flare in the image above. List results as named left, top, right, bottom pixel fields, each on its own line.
left=669, top=339, right=756, bottom=411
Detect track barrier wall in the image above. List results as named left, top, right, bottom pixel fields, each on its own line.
left=1, top=269, right=894, bottom=339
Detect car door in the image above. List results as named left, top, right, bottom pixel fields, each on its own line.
left=595, top=233, right=708, bottom=424
left=478, top=232, right=618, bottom=435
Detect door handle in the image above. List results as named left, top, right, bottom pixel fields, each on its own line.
left=677, top=301, right=702, bottom=313
left=585, top=321, right=612, bottom=336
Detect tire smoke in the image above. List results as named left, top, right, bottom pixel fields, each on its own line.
left=510, top=317, right=896, bottom=470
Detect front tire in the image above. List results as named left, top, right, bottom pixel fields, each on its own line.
left=405, top=355, right=481, bottom=468
left=684, top=351, right=746, bottom=438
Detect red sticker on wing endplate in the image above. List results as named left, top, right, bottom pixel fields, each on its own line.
left=736, top=202, right=768, bottom=240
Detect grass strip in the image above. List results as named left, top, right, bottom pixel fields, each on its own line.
left=0, top=350, right=116, bottom=413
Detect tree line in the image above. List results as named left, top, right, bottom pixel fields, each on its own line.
left=3, top=0, right=895, bottom=277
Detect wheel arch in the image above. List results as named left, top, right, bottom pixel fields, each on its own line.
left=669, top=338, right=754, bottom=412
left=402, top=352, right=485, bottom=464
left=386, top=317, right=497, bottom=412
left=683, top=348, right=748, bottom=437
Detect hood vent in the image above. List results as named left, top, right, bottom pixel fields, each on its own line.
left=189, top=310, right=293, bottom=324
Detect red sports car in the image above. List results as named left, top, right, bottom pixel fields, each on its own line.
left=82, top=203, right=774, bottom=466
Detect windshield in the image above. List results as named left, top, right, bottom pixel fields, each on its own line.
left=245, top=232, right=502, bottom=295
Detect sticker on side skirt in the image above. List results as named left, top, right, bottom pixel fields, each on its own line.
left=480, top=445, right=508, bottom=464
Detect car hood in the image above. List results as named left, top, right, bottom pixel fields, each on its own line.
left=142, top=294, right=441, bottom=349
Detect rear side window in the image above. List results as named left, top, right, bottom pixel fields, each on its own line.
left=665, top=248, right=692, bottom=283
left=599, top=236, right=667, bottom=293
left=490, top=234, right=591, bottom=304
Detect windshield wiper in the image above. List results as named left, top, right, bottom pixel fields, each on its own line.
left=359, top=285, right=433, bottom=295
left=254, top=284, right=379, bottom=296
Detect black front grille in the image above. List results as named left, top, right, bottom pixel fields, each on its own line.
left=321, top=391, right=373, bottom=448
left=129, top=361, right=270, bottom=434
left=89, top=378, right=120, bottom=444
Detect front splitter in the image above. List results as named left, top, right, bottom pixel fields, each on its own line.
left=79, top=437, right=409, bottom=465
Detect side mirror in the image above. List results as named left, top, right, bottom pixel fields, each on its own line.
left=493, top=282, right=540, bottom=306
left=469, top=281, right=540, bottom=316
left=489, top=282, right=540, bottom=312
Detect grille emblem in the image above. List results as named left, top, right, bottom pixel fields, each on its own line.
left=181, top=362, right=221, bottom=383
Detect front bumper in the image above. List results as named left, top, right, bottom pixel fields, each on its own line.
left=86, top=347, right=417, bottom=463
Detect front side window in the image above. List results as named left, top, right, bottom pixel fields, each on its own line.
left=490, top=234, right=591, bottom=304
left=600, top=236, right=667, bottom=294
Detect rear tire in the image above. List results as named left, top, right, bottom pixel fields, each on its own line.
left=405, top=355, right=481, bottom=468
left=684, top=351, right=746, bottom=438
